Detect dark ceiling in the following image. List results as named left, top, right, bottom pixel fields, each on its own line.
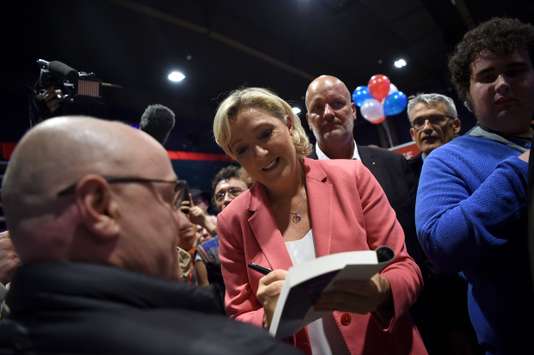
left=4, top=0, right=534, bottom=153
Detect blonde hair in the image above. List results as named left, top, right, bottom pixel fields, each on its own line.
left=213, top=87, right=311, bottom=157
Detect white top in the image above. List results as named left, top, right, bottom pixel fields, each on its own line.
left=315, top=139, right=360, bottom=161
left=285, top=230, right=333, bottom=355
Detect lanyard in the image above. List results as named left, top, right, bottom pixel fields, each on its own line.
left=466, top=126, right=532, bottom=153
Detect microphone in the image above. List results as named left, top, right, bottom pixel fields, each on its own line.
left=49, top=61, right=78, bottom=80
left=139, top=104, right=176, bottom=146
left=37, top=59, right=78, bottom=80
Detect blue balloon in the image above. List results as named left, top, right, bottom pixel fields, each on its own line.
left=352, top=86, right=372, bottom=107
left=383, top=91, right=407, bottom=116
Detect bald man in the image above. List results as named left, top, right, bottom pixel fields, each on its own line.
left=0, top=116, right=300, bottom=355
left=305, top=75, right=422, bottom=266
left=305, top=76, right=450, bottom=350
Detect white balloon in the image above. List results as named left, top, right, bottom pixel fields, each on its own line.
left=388, top=83, right=398, bottom=94
left=360, top=98, right=384, bottom=121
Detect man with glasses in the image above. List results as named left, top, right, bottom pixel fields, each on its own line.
left=195, top=165, right=248, bottom=302
left=0, top=116, right=300, bottom=355
left=406, top=94, right=480, bottom=354
left=416, top=18, right=534, bottom=354
left=407, top=93, right=461, bottom=177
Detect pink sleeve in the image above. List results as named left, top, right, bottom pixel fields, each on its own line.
left=217, top=211, right=265, bottom=327
left=355, top=163, right=423, bottom=329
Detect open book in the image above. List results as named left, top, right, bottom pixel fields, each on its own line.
left=269, top=246, right=394, bottom=339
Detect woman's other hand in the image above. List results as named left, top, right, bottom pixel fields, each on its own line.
left=314, top=273, right=392, bottom=316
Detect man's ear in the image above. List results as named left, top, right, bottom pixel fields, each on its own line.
left=74, top=175, right=120, bottom=240
left=464, top=94, right=473, bottom=112
left=451, top=118, right=462, bottom=135
left=306, top=112, right=313, bottom=128
left=410, top=127, right=417, bottom=141
left=351, top=102, right=357, bottom=121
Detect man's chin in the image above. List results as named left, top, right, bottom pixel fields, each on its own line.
left=322, top=129, right=350, bottom=142
left=419, top=141, right=441, bottom=155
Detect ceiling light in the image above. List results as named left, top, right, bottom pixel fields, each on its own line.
left=292, top=107, right=302, bottom=115
left=394, top=58, right=407, bottom=69
left=167, top=70, right=186, bottom=83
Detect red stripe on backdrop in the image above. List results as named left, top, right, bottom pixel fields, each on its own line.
left=167, top=151, right=231, bottom=161
left=1, top=142, right=230, bottom=162
left=1, top=143, right=16, bottom=160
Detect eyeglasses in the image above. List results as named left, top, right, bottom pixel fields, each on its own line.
left=214, top=187, right=244, bottom=202
left=411, top=114, right=452, bottom=130
left=57, top=175, right=187, bottom=210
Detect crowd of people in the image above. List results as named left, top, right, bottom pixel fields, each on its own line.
left=0, top=17, right=533, bottom=355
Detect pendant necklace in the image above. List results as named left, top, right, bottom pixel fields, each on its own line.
left=289, top=211, right=302, bottom=224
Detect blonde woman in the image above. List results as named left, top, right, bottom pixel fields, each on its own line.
left=213, top=87, right=426, bottom=355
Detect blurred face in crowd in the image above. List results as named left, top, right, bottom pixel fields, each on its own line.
left=196, top=225, right=211, bottom=244
left=213, top=177, right=248, bottom=212
left=468, top=49, right=534, bottom=136
left=409, top=102, right=461, bottom=155
left=306, top=76, right=356, bottom=148
left=227, top=107, right=298, bottom=190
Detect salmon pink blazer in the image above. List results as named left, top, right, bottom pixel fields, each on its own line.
left=217, top=158, right=427, bottom=355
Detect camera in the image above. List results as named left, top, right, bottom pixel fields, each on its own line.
left=30, top=59, right=118, bottom=126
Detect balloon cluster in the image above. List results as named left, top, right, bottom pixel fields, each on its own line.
left=352, top=74, right=407, bottom=125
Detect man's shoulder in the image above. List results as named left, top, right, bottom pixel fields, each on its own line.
left=426, top=135, right=484, bottom=162
left=358, top=145, right=406, bottom=163
left=3, top=309, right=299, bottom=355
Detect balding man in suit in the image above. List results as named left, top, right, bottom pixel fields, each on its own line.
left=0, top=116, right=300, bottom=355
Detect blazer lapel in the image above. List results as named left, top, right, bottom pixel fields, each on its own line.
left=303, top=158, right=333, bottom=257
left=247, top=185, right=293, bottom=271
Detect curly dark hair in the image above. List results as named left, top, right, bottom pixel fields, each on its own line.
left=448, top=17, right=534, bottom=102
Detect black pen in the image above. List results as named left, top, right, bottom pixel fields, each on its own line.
left=247, top=263, right=272, bottom=275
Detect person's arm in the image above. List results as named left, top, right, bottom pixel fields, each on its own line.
left=217, top=213, right=265, bottom=327
left=188, top=205, right=217, bottom=236
left=195, top=258, right=210, bottom=287
left=355, top=162, right=422, bottom=329
left=315, top=162, right=422, bottom=330
left=416, top=152, right=528, bottom=272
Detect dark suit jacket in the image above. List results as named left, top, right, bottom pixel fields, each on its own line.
left=0, top=263, right=301, bottom=355
left=311, top=146, right=425, bottom=271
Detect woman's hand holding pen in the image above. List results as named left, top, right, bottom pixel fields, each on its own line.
left=256, top=269, right=287, bottom=328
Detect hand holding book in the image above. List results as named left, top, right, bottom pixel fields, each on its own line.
left=268, top=246, right=395, bottom=338
left=314, top=273, right=392, bottom=314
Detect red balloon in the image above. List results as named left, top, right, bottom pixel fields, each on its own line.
left=368, top=74, right=391, bottom=101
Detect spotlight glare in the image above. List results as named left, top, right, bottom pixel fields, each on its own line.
left=168, top=70, right=186, bottom=83
left=292, top=106, right=302, bottom=115
left=394, top=58, right=407, bottom=69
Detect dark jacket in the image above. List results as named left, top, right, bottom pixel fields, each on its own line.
left=0, top=262, right=302, bottom=355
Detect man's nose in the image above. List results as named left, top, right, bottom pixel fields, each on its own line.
left=323, top=104, right=335, bottom=118
left=222, top=193, right=233, bottom=206
left=495, top=73, right=511, bottom=94
left=421, top=119, right=433, bottom=131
